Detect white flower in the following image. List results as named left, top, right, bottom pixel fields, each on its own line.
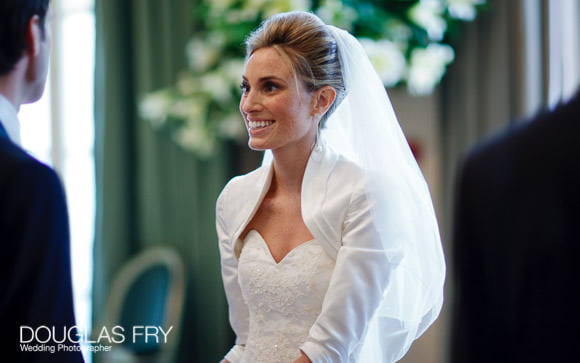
left=227, top=8, right=259, bottom=22
left=169, top=97, right=208, bottom=122
left=316, top=0, right=357, bottom=31
left=245, top=0, right=269, bottom=9
left=360, top=38, right=407, bottom=87
left=409, top=0, right=447, bottom=41
left=176, top=72, right=198, bottom=96
left=186, top=36, right=222, bottom=72
left=407, top=43, right=454, bottom=95
left=289, top=0, right=310, bottom=10
left=446, top=0, right=485, bottom=21
left=199, top=72, right=233, bottom=104
left=263, top=0, right=311, bottom=17
left=384, top=19, right=414, bottom=48
left=221, top=58, right=245, bottom=86
left=236, top=0, right=267, bottom=21
left=139, top=89, right=173, bottom=126
left=208, top=0, right=238, bottom=12
left=174, top=121, right=215, bottom=157
left=218, top=113, right=246, bottom=141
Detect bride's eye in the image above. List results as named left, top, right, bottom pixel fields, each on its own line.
left=263, top=82, right=279, bottom=92
left=240, top=82, right=250, bottom=94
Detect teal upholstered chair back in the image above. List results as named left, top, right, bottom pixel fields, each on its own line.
left=119, top=264, right=170, bottom=353
left=102, top=246, right=186, bottom=362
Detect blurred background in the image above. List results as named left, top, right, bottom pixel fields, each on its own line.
left=18, top=0, right=579, bottom=362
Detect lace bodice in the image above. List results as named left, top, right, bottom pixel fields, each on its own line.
left=237, top=229, right=335, bottom=363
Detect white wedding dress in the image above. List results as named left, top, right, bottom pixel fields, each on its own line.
left=237, top=229, right=335, bottom=363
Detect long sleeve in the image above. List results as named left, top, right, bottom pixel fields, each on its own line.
left=0, top=156, right=84, bottom=362
left=216, top=187, right=249, bottom=362
left=300, top=183, right=391, bottom=362
left=300, top=163, right=444, bottom=363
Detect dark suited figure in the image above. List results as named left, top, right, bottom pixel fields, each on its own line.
left=451, top=89, right=580, bottom=363
left=0, top=0, right=84, bottom=361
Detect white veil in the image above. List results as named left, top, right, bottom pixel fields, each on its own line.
left=324, top=25, right=445, bottom=361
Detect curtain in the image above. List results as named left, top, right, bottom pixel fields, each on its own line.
left=93, top=1, right=233, bottom=361
left=441, top=0, right=539, bottom=211
left=438, top=0, right=557, bottom=250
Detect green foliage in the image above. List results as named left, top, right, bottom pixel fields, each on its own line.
left=140, top=0, right=485, bottom=157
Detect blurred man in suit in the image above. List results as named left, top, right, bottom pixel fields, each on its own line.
left=451, top=89, right=580, bottom=363
left=0, top=0, right=84, bottom=361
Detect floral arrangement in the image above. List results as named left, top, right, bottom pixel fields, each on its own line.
left=140, top=0, right=485, bottom=157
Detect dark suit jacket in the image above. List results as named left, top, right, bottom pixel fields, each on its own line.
left=0, top=123, right=84, bottom=362
left=451, top=90, right=580, bottom=363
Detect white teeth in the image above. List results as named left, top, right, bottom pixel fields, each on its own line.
left=249, top=120, right=273, bottom=129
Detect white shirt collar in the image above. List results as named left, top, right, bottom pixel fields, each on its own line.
left=0, top=94, right=21, bottom=146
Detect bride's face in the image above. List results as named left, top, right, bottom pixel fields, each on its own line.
left=239, top=47, right=318, bottom=153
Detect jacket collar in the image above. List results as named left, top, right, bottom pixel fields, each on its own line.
left=301, top=138, right=341, bottom=256
left=230, top=162, right=273, bottom=257
left=229, top=137, right=342, bottom=258
left=0, top=94, right=20, bottom=144
left=0, top=121, right=8, bottom=140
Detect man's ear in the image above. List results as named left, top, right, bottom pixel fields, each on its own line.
left=312, top=86, right=337, bottom=117
left=26, top=15, right=43, bottom=57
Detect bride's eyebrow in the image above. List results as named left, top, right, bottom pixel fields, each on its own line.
left=244, top=75, right=286, bottom=83
left=259, top=76, right=287, bottom=85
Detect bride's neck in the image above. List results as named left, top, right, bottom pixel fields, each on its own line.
left=271, top=148, right=312, bottom=194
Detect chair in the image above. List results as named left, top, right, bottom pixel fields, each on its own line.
left=98, top=246, right=186, bottom=363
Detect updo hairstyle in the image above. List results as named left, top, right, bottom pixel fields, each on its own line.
left=245, top=11, right=346, bottom=129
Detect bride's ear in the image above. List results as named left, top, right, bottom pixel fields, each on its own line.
left=312, top=86, right=336, bottom=117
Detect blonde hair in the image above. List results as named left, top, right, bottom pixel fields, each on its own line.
left=245, top=11, right=346, bottom=129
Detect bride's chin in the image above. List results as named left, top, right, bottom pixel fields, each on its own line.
left=247, top=139, right=269, bottom=151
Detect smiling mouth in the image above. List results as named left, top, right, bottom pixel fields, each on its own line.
left=248, top=120, right=275, bottom=130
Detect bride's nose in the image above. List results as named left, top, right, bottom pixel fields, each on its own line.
left=240, top=89, right=263, bottom=114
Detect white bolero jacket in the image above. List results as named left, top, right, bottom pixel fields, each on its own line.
left=216, top=142, right=443, bottom=362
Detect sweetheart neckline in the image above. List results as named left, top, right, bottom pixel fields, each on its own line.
left=246, top=229, right=316, bottom=265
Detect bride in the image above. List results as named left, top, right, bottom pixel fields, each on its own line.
left=216, top=11, right=445, bottom=363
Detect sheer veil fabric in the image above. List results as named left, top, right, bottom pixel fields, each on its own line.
left=324, top=25, right=445, bottom=361
left=263, top=24, right=445, bottom=362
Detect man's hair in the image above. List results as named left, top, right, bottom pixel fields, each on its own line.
left=0, top=0, right=50, bottom=76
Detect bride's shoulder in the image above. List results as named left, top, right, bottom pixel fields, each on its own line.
left=218, top=165, right=269, bottom=200
left=330, top=154, right=369, bottom=187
